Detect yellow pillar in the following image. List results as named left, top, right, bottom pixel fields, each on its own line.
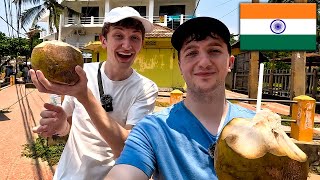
left=10, top=75, right=15, bottom=86
left=291, top=95, right=315, bottom=142
left=170, top=89, right=183, bottom=105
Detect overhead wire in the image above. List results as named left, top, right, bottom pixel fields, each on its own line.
left=219, top=7, right=238, bottom=19
left=0, top=15, right=26, bottom=37
left=215, top=0, right=234, bottom=8
left=193, top=0, right=201, bottom=16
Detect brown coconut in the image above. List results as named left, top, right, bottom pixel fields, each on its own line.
left=214, top=109, right=309, bottom=180
left=31, top=40, right=83, bottom=85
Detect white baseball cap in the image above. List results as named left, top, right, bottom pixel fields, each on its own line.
left=104, top=6, right=154, bottom=33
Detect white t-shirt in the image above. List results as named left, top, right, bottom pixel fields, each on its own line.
left=53, top=62, right=158, bottom=180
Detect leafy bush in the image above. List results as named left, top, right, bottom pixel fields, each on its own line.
left=21, top=136, right=66, bottom=166
left=155, top=100, right=170, bottom=107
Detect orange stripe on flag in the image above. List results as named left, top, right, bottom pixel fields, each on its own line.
left=240, top=3, right=316, bottom=19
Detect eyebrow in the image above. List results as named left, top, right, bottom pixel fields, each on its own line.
left=207, top=42, right=223, bottom=47
left=181, top=45, right=198, bottom=53
left=113, top=27, right=141, bottom=34
left=182, top=41, right=223, bottom=53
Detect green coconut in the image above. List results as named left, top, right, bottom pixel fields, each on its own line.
left=214, top=109, right=309, bottom=180
left=31, top=40, right=83, bottom=85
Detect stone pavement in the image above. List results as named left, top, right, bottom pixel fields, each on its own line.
left=0, top=85, right=319, bottom=179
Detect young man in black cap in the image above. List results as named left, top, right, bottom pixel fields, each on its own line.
left=105, top=17, right=255, bottom=180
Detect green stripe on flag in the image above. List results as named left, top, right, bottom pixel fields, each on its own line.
left=240, top=35, right=316, bottom=51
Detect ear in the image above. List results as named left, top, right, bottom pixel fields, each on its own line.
left=99, top=34, right=107, bottom=49
left=178, top=59, right=183, bottom=75
left=228, top=55, right=235, bottom=72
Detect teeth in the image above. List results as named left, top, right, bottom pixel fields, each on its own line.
left=118, top=52, right=132, bottom=56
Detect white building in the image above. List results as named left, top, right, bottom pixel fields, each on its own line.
left=40, top=0, right=198, bottom=50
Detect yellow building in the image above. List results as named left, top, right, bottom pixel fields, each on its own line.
left=84, top=24, right=185, bottom=89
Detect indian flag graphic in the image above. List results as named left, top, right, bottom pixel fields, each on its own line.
left=240, top=3, right=316, bottom=51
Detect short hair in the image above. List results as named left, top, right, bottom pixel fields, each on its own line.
left=177, top=31, right=231, bottom=60
left=101, top=18, right=145, bottom=39
left=171, top=17, right=231, bottom=60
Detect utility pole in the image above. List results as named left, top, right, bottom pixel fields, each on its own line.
left=248, top=0, right=260, bottom=103
left=290, top=0, right=307, bottom=100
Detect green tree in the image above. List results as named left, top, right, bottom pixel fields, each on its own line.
left=230, top=34, right=237, bottom=45
left=0, top=32, right=30, bottom=57
left=14, top=0, right=80, bottom=40
left=0, top=32, right=10, bottom=57
left=0, top=32, right=32, bottom=70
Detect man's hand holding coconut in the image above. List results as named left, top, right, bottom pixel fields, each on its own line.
left=29, top=40, right=87, bottom=99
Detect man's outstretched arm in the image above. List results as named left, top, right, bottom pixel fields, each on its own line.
left=106, top=165, right=148, bottom=180
left=30, top=66, right=137, bottom=157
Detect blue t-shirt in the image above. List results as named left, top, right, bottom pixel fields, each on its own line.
left=116, top=101, right=255, bottom=180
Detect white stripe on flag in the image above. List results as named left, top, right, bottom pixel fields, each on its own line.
left=240, top=19, right=316, bottom=35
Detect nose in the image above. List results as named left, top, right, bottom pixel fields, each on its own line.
left=122, top=38, right=132, bottom=50
left=198, top=53, right=212, bottom=69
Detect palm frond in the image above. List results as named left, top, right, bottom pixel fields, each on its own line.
left=20, top=5, right=43, bottom=28
left=31, top=8, right=47, bottom=28
left=13, top=0, right=40, bottom=5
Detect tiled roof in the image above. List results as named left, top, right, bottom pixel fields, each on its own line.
left=145, top=24, right=173, bottom=38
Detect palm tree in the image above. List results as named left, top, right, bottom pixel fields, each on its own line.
left=14, top=0, right=80, bottom=40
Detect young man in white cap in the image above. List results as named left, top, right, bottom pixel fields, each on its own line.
left=105, top=17, right=255, bottom=180
left=30, top=6, right=158, bottom=179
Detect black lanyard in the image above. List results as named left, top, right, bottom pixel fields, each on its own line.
left=98, top=62, right=113, bottom=112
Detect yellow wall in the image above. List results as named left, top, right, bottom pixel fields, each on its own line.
left=231, top=47, right=240, bottom=56
left=90, top=38, right=185, bottom=89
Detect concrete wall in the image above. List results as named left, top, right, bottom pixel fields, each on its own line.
left=90, top=38, right=185, bottom=89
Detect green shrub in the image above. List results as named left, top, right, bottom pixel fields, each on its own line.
left=155, top=101, right=170, bottom=107
left=21, top=136, right=66, bottom=166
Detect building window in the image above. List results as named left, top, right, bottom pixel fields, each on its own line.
left=159, top=5, right=185, bottom=16
left=159, top=5, right=185, bottom=30
left=132, top=6, right=146, bottom=16
left=95, top=35, right=100, bottom=41
left=82, top=7, right=99, bottom=17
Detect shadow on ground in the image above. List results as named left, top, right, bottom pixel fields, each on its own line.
left=16, top=85, right=55, bottom=179
left=0, top=112, right=10, bottom=121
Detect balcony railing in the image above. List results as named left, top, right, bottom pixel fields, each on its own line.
left=40, top=15, right=195, bottom=39
left=66, top=16, right=104, bottom=25
left=64, top=14, right=195, bottom=28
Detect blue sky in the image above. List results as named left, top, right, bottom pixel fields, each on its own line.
left=195, top=0, right=269, bottom=35
left=0, top=0, right=269, bottom=37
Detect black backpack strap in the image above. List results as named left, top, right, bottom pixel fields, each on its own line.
left=97, top=62, right=104, bottom=98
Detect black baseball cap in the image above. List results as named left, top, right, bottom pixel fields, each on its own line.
left=171, top=17, right=231, bottom=54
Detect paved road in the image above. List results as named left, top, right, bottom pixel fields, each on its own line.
left=0, top=85, right=53, bottom=180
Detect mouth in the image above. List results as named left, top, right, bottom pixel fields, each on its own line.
left=194, top=72, right=215, bottom=77
left=116, top=52, right=134, bottom=62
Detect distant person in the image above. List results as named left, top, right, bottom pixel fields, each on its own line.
left=30, top=6, right=158, bottom=180
left=22, top=65, right=29, bottom=83
left=105, top=17, right=256, bottom=180
left=5, top=66, right=13, bottom=78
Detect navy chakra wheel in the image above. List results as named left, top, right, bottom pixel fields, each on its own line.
left=270, top=19, right=286, bottom=34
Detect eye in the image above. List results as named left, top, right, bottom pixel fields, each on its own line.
left=208, top=49, right=221, bottom=54
left=131, top=35, right=141, bottom=41
left=186, top=51, right=198, bottom=57
left=114, top=34, right=123, bottom=39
